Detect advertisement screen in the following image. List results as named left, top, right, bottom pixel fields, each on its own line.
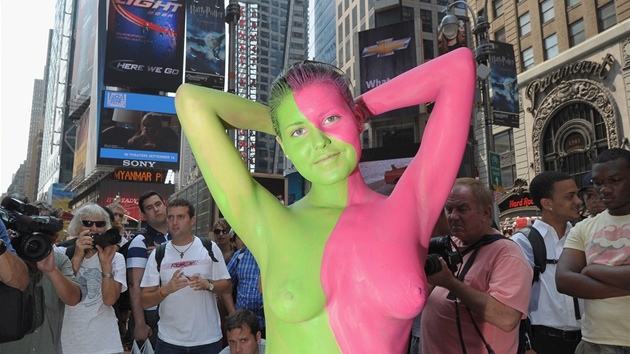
left=68, top=0, right=97, bottom=117
left=358, top=20, right=418, bottom=119
left=185, top=0, right=226, bottom=89
left=104, top=0, right=185, bottom=92
left=97, top=91, right=180, bottom=170
left=490, top=41, right=519, bottom=128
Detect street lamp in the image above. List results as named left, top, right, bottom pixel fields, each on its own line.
left=440, top=1, right=498, bottom=221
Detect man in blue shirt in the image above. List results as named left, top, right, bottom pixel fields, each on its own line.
left=127, top=190, right=171, bottom=348
left=223, top=235, right=265, bottom=336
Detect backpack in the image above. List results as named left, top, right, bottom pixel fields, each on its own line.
left=153, top=236, right=219, bottom=272
left=514, top=226, right=553, bottom=283
left=0, top=270, right=44, bottom=343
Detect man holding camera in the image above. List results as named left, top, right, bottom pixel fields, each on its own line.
left=0, top=221, right=29, bottom=291
left=420, top=178, right=532, bottom=354
left=0, top=201, right=81, bottom=353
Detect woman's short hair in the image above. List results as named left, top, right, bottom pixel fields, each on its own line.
left=224, top=308, right=260, bottom=335
left=66, top=203, right=112, bottom=236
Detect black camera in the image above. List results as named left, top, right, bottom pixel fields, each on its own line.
left=0, top=196, right=63, bottom=263
left=90, top=228, right=121, bottom=249
left=424, top=236, right=463, bottom=276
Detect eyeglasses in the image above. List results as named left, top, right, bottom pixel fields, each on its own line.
left=213, top=229, right=230, bottom=235
left=82, top=220, right=106, bottom=228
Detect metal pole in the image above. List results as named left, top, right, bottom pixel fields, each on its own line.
left=225, top=1, right=241, bottom=94
left=444, top=1, right=498, bottom=225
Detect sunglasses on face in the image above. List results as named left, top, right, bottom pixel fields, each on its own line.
left=213, top=229, right=230, bottom=235
left=82, top=220, right=106, bottom=228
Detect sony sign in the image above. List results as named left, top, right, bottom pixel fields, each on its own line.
left=122, top=160, right=157, bottom=168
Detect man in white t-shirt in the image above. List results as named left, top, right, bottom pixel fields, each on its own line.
left=218, top=309, right=266, bottom=354
left=141, top=198, right=231, bottom=354
left=557, top=148, right=630, bottom=354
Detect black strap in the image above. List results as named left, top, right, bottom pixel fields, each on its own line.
left=448, top=234, right=506, bottom=354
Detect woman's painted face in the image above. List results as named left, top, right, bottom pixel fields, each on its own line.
left=276, top=82, right=361, bottom=185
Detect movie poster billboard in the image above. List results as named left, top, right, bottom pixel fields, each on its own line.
left=185, top=0, right=226, bottom=89
left=72, top=107, right=91, bottom=179
left=68, top=0, right=97, bottom=118
left=489, top=41, right=519, bottom=128
left=104, top=0, right=185, bottom=92
left=358, top=20, right=417, bottom=119
left=97, top=91, right=180, bottom=170
left=47, top=183, right=75, bottom=212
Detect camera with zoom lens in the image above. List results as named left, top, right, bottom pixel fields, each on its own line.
left=424, top=235, right=463, bottom=276
left=90, top=228, right=121, bottom=249
left=0, top=196, right=63, bottom=263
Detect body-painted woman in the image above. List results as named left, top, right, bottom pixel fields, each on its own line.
left=175, top=48, right=476, bottom=353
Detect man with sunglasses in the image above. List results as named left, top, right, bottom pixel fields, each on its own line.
left=126, top=190, right=171, bottom=348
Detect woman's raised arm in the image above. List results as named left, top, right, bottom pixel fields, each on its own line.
left=175, top=84, right=282, bottom=250
left=358, top=48, right=476, bottom=242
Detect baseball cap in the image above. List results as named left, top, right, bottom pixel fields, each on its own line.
left=579, top=171, right=593, bottom=192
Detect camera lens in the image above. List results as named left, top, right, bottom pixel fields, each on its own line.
left=424, top=254, right=442, bottom=276
left=18, top=233, right=52, bottom=262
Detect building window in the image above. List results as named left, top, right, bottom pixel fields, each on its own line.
left=519, top=12, right=531, bottom=36
left=521, top=47, right=534, bottom=70
left=544, top=33, right=558, bottom=60
left=493, top=0, right=503, bottom=17
left=495, top=27, right=506, bottom=42
left=567, top=0, right=580, bottom=7
left=421, top=9, right=433, bottom=33
left=423, top=39, right=434, bottom=60
left=569, top=19, right=585, bottom=47
left=495, top=130, right=515, bottom=189
left=597, top=2, right=616, bottom=31
left=540, top=0, right=554, bottom=23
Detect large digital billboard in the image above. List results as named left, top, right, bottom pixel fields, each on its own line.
left=68, top=0, right=98, bottom=118
left=185, top=0, right=226, bottom=89
left=358, top=20, right=418, bottom=119
left=97, top=91, right=180, bottom=170
left=104, top=0, right=185, bottom=92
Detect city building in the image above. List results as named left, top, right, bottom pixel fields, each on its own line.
left=468, top=0, right=630, bottom=220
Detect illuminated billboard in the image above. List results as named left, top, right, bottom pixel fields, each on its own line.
left=104, top=0, right=185, bottom=92
left=97, top=91, right=181, bottom=170
left=185, top=0, right=226, bottom=89
left=358, top=20, right=418, bottom=120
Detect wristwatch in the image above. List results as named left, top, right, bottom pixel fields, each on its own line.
left=206, top=280, right=215, bottom=292
left=102, top=271, right=115, bottom=278
left=0, top=239, right=6, bottom=256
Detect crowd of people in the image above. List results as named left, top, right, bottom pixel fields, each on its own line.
left=2, top=47, right=629, bottom=354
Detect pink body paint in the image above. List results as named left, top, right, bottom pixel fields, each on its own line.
left=292, top=48, right=476, bottom=353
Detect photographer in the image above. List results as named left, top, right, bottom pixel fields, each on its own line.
left=0, top=221, right=29, bottom=291
left=0, top=199, right=81, bottom=353
left=60, top=203, right=127, bottom=354
left=420, top=178, right=532, bottom=354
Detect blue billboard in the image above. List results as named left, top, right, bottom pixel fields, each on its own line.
left=97, top=91, right=180, bottom=170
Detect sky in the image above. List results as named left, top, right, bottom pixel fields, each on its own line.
left=0, top=0, right=56, bottom=193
